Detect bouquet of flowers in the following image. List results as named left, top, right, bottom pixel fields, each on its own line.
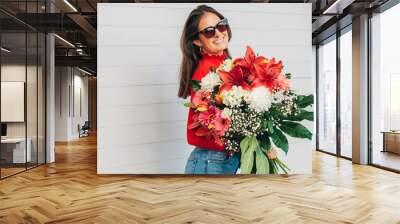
left=185, top=46, right=313, bottom=174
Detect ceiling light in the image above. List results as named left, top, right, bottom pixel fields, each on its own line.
left=78, top=67, right=93, bottom=76
left=322, top=0, right=354, bottom=15
left=63, top=0, right=78, bottom=12
left=54, top=34, right=75, bottom=48
left=1, top=47, right=11, bottom=53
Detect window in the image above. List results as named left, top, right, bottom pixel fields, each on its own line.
left=370, top=3, right=400, bottom=171
left=339, top=28, right=352, bottom=158
left=317, top=36, right=337, bottom=155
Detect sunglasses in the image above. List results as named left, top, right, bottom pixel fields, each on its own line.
left=198, top=18, right=229, bottom=38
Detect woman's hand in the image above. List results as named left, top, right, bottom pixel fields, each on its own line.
left=266, top=146, right=277, bottom=160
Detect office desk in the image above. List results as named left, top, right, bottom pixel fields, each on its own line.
left=382, top=131, right=400, bottom=154
left=1, top=138, right=32, bottom=163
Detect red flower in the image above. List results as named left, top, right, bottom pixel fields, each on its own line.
left=234, top=46, right=268, bottom=82
left=275, top=74, right=290, bottom=91
left=192, top=90, right=211, bottom=112
left=218, top=66, right=251, bottom=93
left=188, top=113, right=213, bottom=137
left=250, top=57, right=284, bottom=91
left=198, top=106, right=221, bottom=127
left=213, top=116, right=231, bottom=136
left=213, top=134, right=225, bottom=146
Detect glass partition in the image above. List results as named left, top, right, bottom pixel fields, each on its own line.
left=370, top=3, right=400, bottom=171
left=317, top=36, right=337, bottom=155
left=0, top=1, right=46, bottom=179
left=1, top=30, right=28, bottom=177
left=339, top=28, right=352, bottom=158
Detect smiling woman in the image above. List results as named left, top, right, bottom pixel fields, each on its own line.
left=97, top=3, right=313, bottom=175
left=178, top=5, right=238, bottom=174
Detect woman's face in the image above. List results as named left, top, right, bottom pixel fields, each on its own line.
left=194, top=12, right=229, bottom=55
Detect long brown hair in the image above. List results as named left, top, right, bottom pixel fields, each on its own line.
left=178, top=5, right=232, bottom=99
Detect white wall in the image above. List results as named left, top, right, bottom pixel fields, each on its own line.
left=55, top=67, right=89, bottom=141
left=97, top=3, right=312, bottom=174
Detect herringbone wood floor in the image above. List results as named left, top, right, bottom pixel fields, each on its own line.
left=1, top=134, right=400, bottom=224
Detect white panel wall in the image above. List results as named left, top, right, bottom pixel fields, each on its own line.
left=55, top=67, right=89, bottom=141
left=98, top=3, right=312, bottom=174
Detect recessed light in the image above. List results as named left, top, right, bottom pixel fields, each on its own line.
left=54, top=34, right=75, bottom=48
left=63, top=0, right=78, bottom=12
left=78, top=67, right=93, bottom=76
left=1, top=47, right=11, bottom=53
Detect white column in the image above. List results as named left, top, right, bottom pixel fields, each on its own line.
left=46, top=33, right=55, bottom=163
left=352, top=14, right=369, bottom=164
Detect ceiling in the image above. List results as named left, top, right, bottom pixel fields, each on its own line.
left=0, top=0, right=391, bottom=75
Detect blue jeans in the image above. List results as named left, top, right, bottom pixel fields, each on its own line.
left=184, top=147, right=239, bottom=174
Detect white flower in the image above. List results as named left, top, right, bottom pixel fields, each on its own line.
left=221, top=86, right=250, bottom=107
left=272, top=90, right=295, bottom=104
left=247, top=86, right=273, bottom=112
left=200, top=72, right=221, bottom=91
left=273, top=91, right=285, bottom=104
left=221, top=108, right=232, bottom=119
left=218, top=59, right=233, bottom=72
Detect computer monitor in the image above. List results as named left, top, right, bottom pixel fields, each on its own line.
left=1, top=123, right=7, bottom=137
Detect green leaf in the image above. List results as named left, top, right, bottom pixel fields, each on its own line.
left=240, top=149, right=255, bottom=174
left=267, top=121, right=274, bottom=134
left=255, top=149, right=270, bottom=174
left=270, top=127, right=289, bottom=155
left=249, top=136, right=259, bottom=152
left=279, top=121, right=312, bottom=140
left=190, top=80, right=201, bottom=92
left=259, top=135, right=271, bottom=153
left=285, top=110, right=314, bottom=121
left=296, top=95, right=314, bottom=108
left=184, top=102, right=191, bottom=108
left=240, top=136, right=259, bottom=174
left=240, top=136, right=251, bottom=153
left=285, top=73, right=292, bottom=79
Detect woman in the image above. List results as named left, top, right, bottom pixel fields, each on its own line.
left=178, top=5, right=239, bottom=174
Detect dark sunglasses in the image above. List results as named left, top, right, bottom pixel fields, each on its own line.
left=198, top=18, right=229, bottom=38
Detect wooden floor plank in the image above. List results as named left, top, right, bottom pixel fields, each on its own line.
left=0, top=134, right=400, bottom=223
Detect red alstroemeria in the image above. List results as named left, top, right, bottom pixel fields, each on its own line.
left=192, top=90, right=211, bottom=112
left=218, top=66, right=251, bottom=93
left=198, top=106, right=221, bottom=127
left=250, top=57, right=283, bottom=91
left=215, top=92, right=223, bottom=105
left=188, top=113, right=213, bottom=138
left=195, top=127, right=212, bottom=137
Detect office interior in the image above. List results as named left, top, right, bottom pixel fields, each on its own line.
left=1, top=1, right=400, bottom=223
left=0, top=0, right=399, bottom=177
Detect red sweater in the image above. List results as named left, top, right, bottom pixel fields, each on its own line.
left=187, top=53, right=227, bottom=151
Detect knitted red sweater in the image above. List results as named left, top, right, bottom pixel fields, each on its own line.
left=187, top=52, right=227, bottom=151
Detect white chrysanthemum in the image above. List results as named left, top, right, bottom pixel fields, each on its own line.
left=221, top=86, right=250, bottom=107
left=221, top=108, right=232, bottom=119
left=219, top=59, right=233, bottom=72
left=200, top=72, right=221, bottom=91
left=247, top=86, right=273, bottom=112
